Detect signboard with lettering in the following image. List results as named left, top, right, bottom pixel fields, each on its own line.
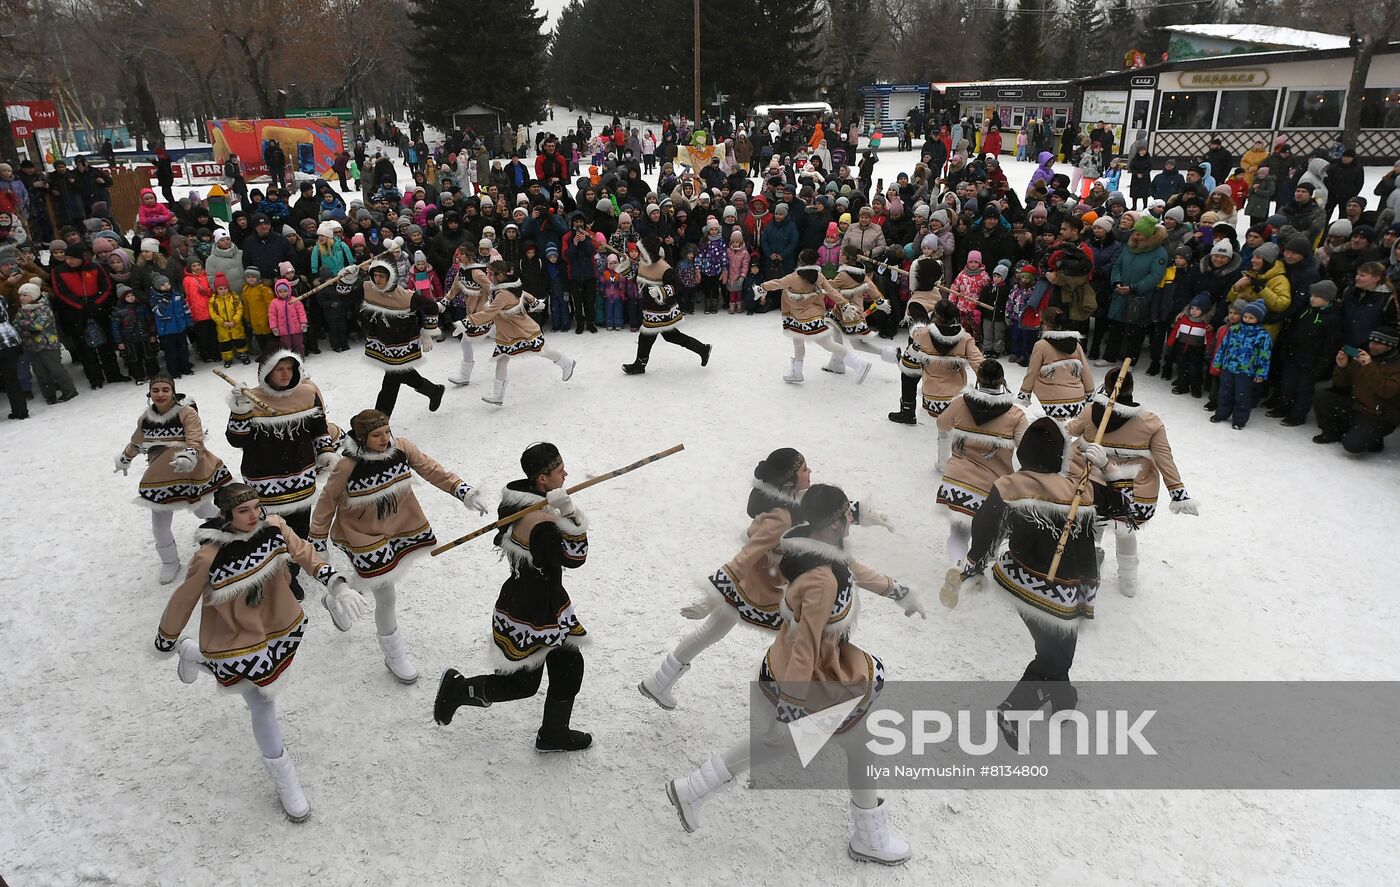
left=1178, top=70, right=1269, bottom=88
left=189, top=161, right=225, bottom=179
left=7, top=100, right=59, bottom=139
left=1082, top=90, right=1129, bottom=124
left=1130, top=75, right=1156, bottom=88
left=997, top=89, right=1023, bottom=99
left=1039, top=89, right=1068, bottom=99
left=958, top=89, right=981, bottom=99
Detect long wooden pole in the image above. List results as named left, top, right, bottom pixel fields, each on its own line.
left=430, top=444, right=685, bottom=557
left=213, top=368, right=287, bottom=415
left=293, top=248, right=389, bottom=304
left=1045, top=357, right=1133, bottom=583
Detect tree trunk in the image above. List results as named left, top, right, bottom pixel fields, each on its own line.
left=1342, top=37, right=1377, bottom=151
left=132, top=65, right=161, bottom=150
left=0, top=76, right=20, bottom=163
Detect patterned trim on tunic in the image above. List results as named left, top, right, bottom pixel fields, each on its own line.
left=203, top=615, right=307, bottom=689
left=246, top=466, right=318, bottom=513
left=936, top=479, right=988, bottom=520
left=491, top=602, right=588, bottom=668
left=337, top=523, right=436, bottom=579
left=783, top=315, right=830, bottom=337
left=1109, top=479, right=1157, bottom=524
left=993, top=553, right=1096, bottom=623
left=463, top=321, right=494, bottom=338
left=1041, top=400, right=1086, bottom=420
left=921, top=395, right=954, bottom=416
left=641, top=305, right=683, bottom=333
left=758, top=653, right=885, bottom=735
left=137, top=463, right=233, bottom=509
left=709, top=566, right=783, bottom=631
left=560, top=528, right=588, bottom=564
left=493, top=333, right=545, bottom=357
left=364, top=337, right=422, bottom=368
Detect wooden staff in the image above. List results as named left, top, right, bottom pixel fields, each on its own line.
left=1046, top=357, right=1133, bottom=582
left=430, top=443, right=685, bottom=557
left=857, top=255, right=999, bottom=313
left=293, top=249, right=389, bottom=304
left=939, top=358, right=1132, bottom=609
left=214, top=368, right=287, bottom=415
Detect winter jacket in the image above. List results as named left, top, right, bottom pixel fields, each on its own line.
left=1340, top=284, right=1396, bottom=348
left=761, top=217, right=800, bottom=272
left=1165, top=313, right=1211, bottom=351
left=1228, top=260, right=1291, bottom=338
left=209, top=290, right=244, bottom=331
left=1332, top=350, right=1400, bottom=425
left=1108, top=226, right=1169, bottom=324
left=1211, top=321, right=1272, bottom=379
left=1128, top=150, right=1152, bottom=199
left=205, top=244, right=245, bottom=294
left=563, top=223, right=598, bottom=280
left=1184, top=253, right=1242, bottom=323
left=696, top=234, right=727, bottom=277
left=14, top=296, right=63, bottom=351
left=241, top=282, right=274, bottom=335
left=268, top=295, right=307, bottom=336
left=1244, top=174, right=1275, bottom=218
left=49, top=259, right=114, bottom=334
left=839, top=222, right=885, bottom=262
left=1281, top=302, right=1343, bottom=381
left=183, top=272, right=213, bottom=322
left=1279, top=198, right=1323, bottom=243
left=1296, top=158, right=1329, bottom=209
left=110, top=298, right=156, bottom=346
left=310, top=239, right=355, bottom=278
left=1326, top=159, right=1365, bottom=205
left=150, top=288, right=193, bottom=337
left=1028, top=152, right=1056, bottom=192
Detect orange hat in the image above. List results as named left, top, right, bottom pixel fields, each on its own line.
left=1081, top=211, right=1099, bottom=226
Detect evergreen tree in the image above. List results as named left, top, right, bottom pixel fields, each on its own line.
left=1008, top=0, right=1048, bottom=78
left=982, top=0, right=1013, bottom=79
left=825, top=0, right=880, bottom=114
left=1065, top=0, right=1106, bottom=75
left=409, top=0, right=548, bottom=125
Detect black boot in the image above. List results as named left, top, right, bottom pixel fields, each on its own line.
left=888, top=403, right=917, bottom=424
left=427, top=383, right=446, bottom=412
left=622, top=360, right=647, bottom=375
left=536, top=697, right=591, bottom=752
left=433, top=668, right=491, bottom=726
left=995, top=669, right=1052, bottom=748
left=1146, top=361, right=1160, bottom=376
left=700, top=343, right=712, bottom=366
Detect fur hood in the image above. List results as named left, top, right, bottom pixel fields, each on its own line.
left=366, top=257, right=398, bottom=292
left=1040, top=328, right=1083, bottom=356
left=777, top=524, right=851, bottom=581
left=143, top=394, right=193, bottom=424
left=962, top=384, right=1016, bottom=425
left=256, top=348, right=304, bottom=396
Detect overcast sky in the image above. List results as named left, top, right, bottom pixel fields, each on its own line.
left=537, top=0, right=568, bottom=31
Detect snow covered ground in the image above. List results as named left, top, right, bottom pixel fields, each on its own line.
left=3, top=114, right=1399, bottom=886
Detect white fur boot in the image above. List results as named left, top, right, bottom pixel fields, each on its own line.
left=175, top=637, right=204, bottom=684
left=844, top=351, right=872, bottom=384
left=666, top=753, right=734, bottom=833
left=822, top=352, right=846, bottom=374
left=783, top=359, right=804, bottom=383
left=377, top=628, right=419, bottom=684
left=448, top=360, right=474, bottom=386
left=556, top=355, right=576, bottom=381
left=639, top=653, right=691, bottom=710
left=1115, top=524, right=1139, bottom=597
left=157, top=541, right=181, bottom=585
left=482, top=379, right=506, bottom=405
left=847, top=799, right=911, bottom=865
left=935, top=431, right=953, bottom=471
left=262, top=749, right=311, bottom=822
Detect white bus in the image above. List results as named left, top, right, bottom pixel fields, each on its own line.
left=749, top=101, right=833, bottom=127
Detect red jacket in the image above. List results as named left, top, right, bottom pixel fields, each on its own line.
left=982, top=131, right=1003, bottom=157
left=535, top=149, right=567, bottom=184
left=49, top=260, right=113, bottom=329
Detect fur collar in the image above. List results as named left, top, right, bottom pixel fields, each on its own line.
left=750, top=478, right=802, bottom=511
left=1091, top=390, right=1142, bottom=417
left=777, top=528, right=850, bottom=565
left=962, top=385, right=1014, bottom=407
left=361, top=297, right=413, bottom=316
left=1040, top=329, right=1082, bottom=341
left=1040, top=357, right=1084, bottom=378
left=795, top=264, right=822, bottom=274
left=930, top=326, right=967, bottom=347
left=836, top=264, right=866, bottom=279
left=343, top=436, right=400, bottom=461
left=195, top=519, right=263, bottom=545
left=143, top=396, right=191, bottom=424
left=493, top=280, right=522, bottom=292
left=1004, top=497, right=1097, bottom=526
left=499, top=485, right=544, bottom=510
left=951, top=426, right=1018, bottom=451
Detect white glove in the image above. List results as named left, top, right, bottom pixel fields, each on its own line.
left=169, top=447, right=197, bottom=474
left=899, top=315, right=911, bottom=328
left=230, top=393, right=254, bottom=414
left=840, top=303, right=860, bottom=323
left=461, top=487, right=490, bottom=516
left=1077, top=440, right=1109, bottom=469
left=545, top=487, right=576, bottom=516
left=892, top=582, right=926, bottom=619
left=875, top=299, right=892, bottom=314
left=115, top=452, right=133, bottom=475
left=325, top=578, right=367, bottom=631
left=854, top=499, right=894, bottom=532
left=1169, top=497, right=1200, bottom=516
left=1017, top=390, right=1032, bottom=405
left=419, top=329, right=435, bottom=353
left=451, top=320, right=467, bottom=337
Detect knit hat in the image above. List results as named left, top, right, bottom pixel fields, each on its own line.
left=17, top=277, right=42, bottom=300
left=1230, top=298, right=1249, bottom=315
left=1241, top=299, right=1266, bottom=321
left=1092, top=216, right=1114, bottom=232
left=1370, top=326, right=1399, bottom=348
left=966, top=250, right=983, bottom=265
left=722, top=206, right=737, bottom=221
left=277, top=260, right=294, bottom=277
left=1172, top=245, right=1194, bottom=262
left=521, top=441, right=563, bottom=480
left=1163, top=206, right=1185, bottom=223
left=214, top=228, right=231, bottom=243
left=274, top=279, right=292, bottom=297
left=139, top=237, right=161, bottom=254
left=1132, top=215, right=1158, bottom=237
left=646, top=203, right=660, bottom=215
left=774, top=203, right=789, bottom=217
left=351, top=233, right=367, bottom=247
left=1309, top=280, right=1338, bottom=303
left=243, top=267, right=261, bottom=282
left=545, top=244, right=559, bottom=257
left=1347, top=196, right=1368, bottom=209
left=826, top=222, right=839, bottom=239
left=1210, top=240, right=1234, bottom=258
left=839, top=213, right=852, bottom=225
left=1327, top=219, right=1353, bottom=238
left=920, top=233, right=942, bottom=255
left=1188, top=292, right=1212, bottom=312
left=1353, top=224, right=1377, bottom=243
left=1296, top=181, right=1315, bottom=194
left=317, top=221, right=338, bottom=239
left=1253, top=242, right=1280, bottom=265
left=350, top=409, right=391, bottom=446
left=412, top=250, right=427, bottom=265
left=49, top=240, right=66, bottom=254
left=992, top=260, right=1011, bottom=280
left=151, top=274, right=170, bottom=290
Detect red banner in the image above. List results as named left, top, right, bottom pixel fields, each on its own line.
left=7, top=100, right=59, bottom=139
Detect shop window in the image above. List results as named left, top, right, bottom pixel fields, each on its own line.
left=1357, top=88, right=1400, bottom=129
left=1215, top=89, right=1277, bottom=129
left=1283, top=89, right=1344, bottom=128
left=1157, top=91, right=1217, bottom=130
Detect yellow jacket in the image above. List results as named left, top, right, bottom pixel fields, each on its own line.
left=209, top=290, right=245, bottom=328
left=241, top=283, right=274, bottom=335
left=1229, top=260, right=1291, bottom=339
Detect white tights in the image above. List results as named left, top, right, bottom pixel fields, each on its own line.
left=151, top=501, right=219, bottom=548
left=672, top=606, right=740, bottom=664
left=791, top=336, right=849, bottom=361
left=371, top=582, right=398, bottom=636
left=459, top=338, right=475, bottom=362
left=717, top=725, right=878, bottom=809
left=241, top=684, right=285, bottom=759
left=946, top=523, right=971, bottom=566
left=494, top=347, right=563, bottom=381
left=1114, top=521, right=1137, bottom=558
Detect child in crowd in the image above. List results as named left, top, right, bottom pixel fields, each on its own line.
left=1211, top=298, right=1272, bottom=429
left=1165, top=292, right=1213, bottom=397
left=983, top=260, right=1010, bottom=357
left=723, top=229, right=750, bottom=314
left=183, top=257, right=216, bottom=363
left=149, top=273, right=194, bottom=377
left=620, top=241, right=642, bottom=329
left=110, top=284, right=161, bottom=383
left=816, top=222, right=842, bottom=271
left=678, top=244, right=700, bottom=314
left=268, top=278, right=308, bottom=356
left=209, top=272, right=249, bottom=367
left=545, top=244, right=570, bottom=332
left=241, top=267, right=275, bottom=356
left=697, top=220, right=728, bottom=314
left=600, top=253, right=625, bottom=330
left=1269, top=280, right=1344, bottom=426
left=949, top=250, right=990, bottom=346
left=1005, top=262, right=1044, bottom=364
left=14, top=278, right=79, bottom=403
